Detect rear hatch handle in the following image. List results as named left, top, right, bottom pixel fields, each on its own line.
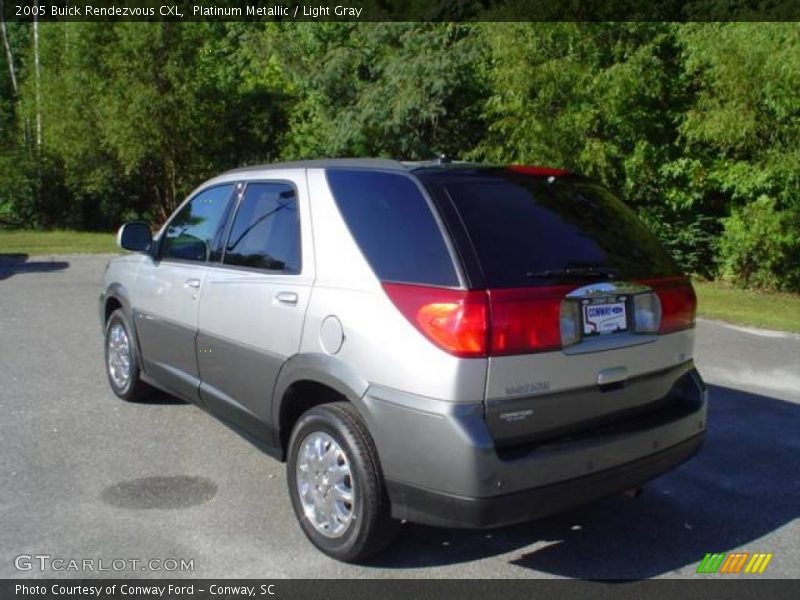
left=597, top=366, right=628, bottom=389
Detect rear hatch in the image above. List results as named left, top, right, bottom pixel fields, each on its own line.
left=418, top=166, right=697, bottom=446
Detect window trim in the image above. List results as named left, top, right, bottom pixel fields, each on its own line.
left=208, top=181, right=246, bottom=263
left=425, top=182, right=487, bottom=290
left=157, top=182, right=239, bottom=266
left=217, top=178, right=303, bottom=276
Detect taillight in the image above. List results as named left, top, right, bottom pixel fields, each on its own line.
left=488, top=287, right=573, bottom=355
left=633, top=292, right=662, bottom=333
left=639, top=278, right=697, bottom=334
left=385, top=278, right=696, bottom=358
left=383, top=283, right=488, bottom=358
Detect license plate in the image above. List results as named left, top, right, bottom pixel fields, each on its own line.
left=582, top=297, right=627, bottom=336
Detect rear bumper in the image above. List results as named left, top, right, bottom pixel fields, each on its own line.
left=386, top=433, right=703, bottom=529
left=359, top=365, right=707, bottom=529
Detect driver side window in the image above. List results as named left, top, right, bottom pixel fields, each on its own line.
left=161, top=184, right=234, bottom=262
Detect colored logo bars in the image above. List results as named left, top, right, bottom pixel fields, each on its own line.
left=696, top=552, right=773, bottom=574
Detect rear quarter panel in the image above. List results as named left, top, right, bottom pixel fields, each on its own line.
left=300, top=168, right=488, bottom=403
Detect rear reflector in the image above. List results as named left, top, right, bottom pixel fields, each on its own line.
left=639, top=278, right=697, bottom=334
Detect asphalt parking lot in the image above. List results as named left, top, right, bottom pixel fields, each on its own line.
left=1, top=254, right=798, bottom=579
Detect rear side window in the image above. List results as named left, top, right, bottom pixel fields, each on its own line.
left=223, top=182, right=301, bottom=273
left=420, top=169, right=680, bottom=288
left=326, top=170, right=459, bottom=287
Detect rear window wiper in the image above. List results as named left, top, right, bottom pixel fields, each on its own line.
left=525, top=267, right=619, bottom=280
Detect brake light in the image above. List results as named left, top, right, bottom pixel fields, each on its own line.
left=383, top=283, right=488, bottom=357
left=507, top=165, right=571, bottom=177
left=639, top=278, right=697, bottom=334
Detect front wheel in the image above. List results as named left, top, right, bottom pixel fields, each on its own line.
left=286, top=402, right=398, bottom=562
left=104, top=308, right=153, bottom=402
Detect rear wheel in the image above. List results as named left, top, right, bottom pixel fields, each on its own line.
left=286, top=402, right=398, bottom=562
left=104, top=308, right=153, bottom=402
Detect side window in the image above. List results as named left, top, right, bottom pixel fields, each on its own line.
left=223, top=182, right=301, bottom=273
left=161, top=184, right=234, bottom=262
left=326, top=170, right=459, bottom=287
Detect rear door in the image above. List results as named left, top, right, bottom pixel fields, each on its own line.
left=134, top=183, right=236, bottom=402
left=196, top=172, right=313, bottom=444
left=419, top=168, right=695, bottom=445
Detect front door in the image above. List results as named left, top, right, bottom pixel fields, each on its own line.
left=134, top=183, right=236, bottom=402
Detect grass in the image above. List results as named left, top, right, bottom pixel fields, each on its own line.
left=694, top=280, right=800, bottom=333
left=0, top=230, right=119, bottom=255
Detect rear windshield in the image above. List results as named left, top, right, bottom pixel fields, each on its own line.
left=326, top=169, right=459, bottom=287
left=419, top=169, right=680, bottom=288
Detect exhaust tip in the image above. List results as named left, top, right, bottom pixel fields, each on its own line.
left=622, top=486, right=643, bottom=499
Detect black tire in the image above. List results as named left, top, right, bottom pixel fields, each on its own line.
left=104, top=308, right=154, bottom=402
left=286, top=402, right=398, bottom=562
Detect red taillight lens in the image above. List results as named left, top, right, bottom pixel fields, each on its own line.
left=383, top=283, right=489, bottom=357
left=640, top=278, right=697, bottom=334
left=386, top=279, right=695, bottom=358
left=488, top=287, right=572, bottom=355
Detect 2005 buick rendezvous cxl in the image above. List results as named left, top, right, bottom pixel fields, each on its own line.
left=100, top=159, right=706, bottom=561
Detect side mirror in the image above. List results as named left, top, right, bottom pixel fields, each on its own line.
left=117, top=221, right=152, bottom=253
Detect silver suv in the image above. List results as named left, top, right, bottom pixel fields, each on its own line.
left=101, top=159, right=706, bottom=561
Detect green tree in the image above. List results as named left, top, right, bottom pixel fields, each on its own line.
left=475, top=23, right=688, bottom=202
left=19, top=22, right=290, bottom=227
left=253, top=22, right=486, bottom=159
left=677, top=23, right=800, bottom=286
left=678, top=22, right=800, bottom=213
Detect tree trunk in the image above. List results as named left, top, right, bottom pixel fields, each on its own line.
left=0, top=0, right=18, bottom=95
left=33, top=3, right=42, bottom=148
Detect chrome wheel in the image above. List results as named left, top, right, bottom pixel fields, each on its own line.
left=295, top=431, right=355, bottom=538
left=107, top=322, right=131, bottom=390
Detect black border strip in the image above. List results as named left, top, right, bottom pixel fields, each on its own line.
left=2, top=579, right=799, bottom=600
left=4, top=0, right=800, bottom=23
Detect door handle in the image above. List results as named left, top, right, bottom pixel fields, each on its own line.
left=184, top=278, right=201, bottom=289
left=275, top=291, right=298, bottom=306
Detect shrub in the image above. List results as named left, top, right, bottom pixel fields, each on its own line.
left=717, top=196, right=800, bottom=292
left=638, top=206, right=720, bottom=278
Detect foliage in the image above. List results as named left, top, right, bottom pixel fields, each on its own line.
left=252, top=22, right=486, bottom=159
left=1, top=22, right=799, bottom=291
left=475, top=23, right=686, bottom=201
left=717, top=197, right=800, bottom=291
left=638, top=206, right=719, bottom=279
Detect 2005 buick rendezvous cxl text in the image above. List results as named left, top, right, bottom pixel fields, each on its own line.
left=100, top=159, right=706, bottom=561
